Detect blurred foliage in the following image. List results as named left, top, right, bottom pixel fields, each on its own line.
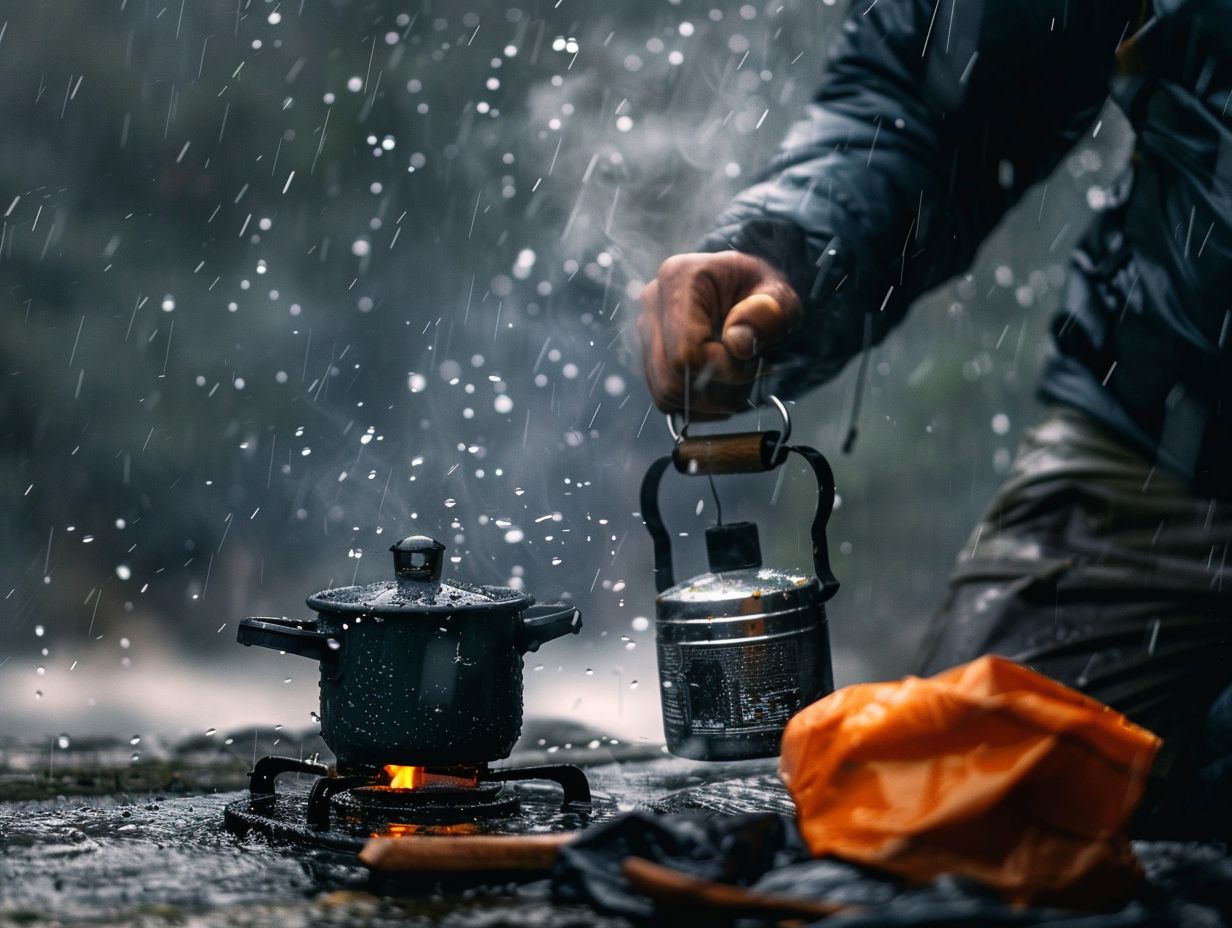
left=0, top=0, right=1131, bottom=734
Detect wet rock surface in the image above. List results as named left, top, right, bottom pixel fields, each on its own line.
left=0, top=728, right=331, bottom=802
left=0, top=724, right=786, bottom=927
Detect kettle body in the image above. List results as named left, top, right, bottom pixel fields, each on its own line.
left=655, top=561, right=834, bottom=760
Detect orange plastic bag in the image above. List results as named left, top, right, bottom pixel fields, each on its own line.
left=780, top=656, right=1160, bottom=908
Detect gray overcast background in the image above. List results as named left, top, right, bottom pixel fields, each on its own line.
left=0, top=0, right=1130, bottom=744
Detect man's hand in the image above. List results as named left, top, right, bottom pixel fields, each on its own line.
left=637, top=251, right=801, bottom=417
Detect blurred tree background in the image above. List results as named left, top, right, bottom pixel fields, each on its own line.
left=0, top=0, right=1130, bottom=742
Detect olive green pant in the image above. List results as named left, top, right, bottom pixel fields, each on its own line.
left=916, top=408, right=1232, bottom=835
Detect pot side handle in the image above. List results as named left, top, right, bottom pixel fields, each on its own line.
left=517, top=604, right=582, bottom=653
left=238, top=617, right=339, bottom=664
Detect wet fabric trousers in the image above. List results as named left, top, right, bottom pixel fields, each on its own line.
left=916, top=408, right=1232, bottom=836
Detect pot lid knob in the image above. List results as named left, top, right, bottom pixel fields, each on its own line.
left=391, top=535, right=446, bottom=583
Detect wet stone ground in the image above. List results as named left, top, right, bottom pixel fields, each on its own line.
left=0, top=723, right=788, bottom=927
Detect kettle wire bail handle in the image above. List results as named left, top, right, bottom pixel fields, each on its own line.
left=789, top=445, right=840, bottom=602
left=640, top=454, right=677, bottom=593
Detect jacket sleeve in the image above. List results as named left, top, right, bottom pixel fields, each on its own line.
left=700, top=0, right=1138, bottom=397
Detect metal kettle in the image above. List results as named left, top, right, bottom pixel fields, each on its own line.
left=640, top=399, right=839, bottom=761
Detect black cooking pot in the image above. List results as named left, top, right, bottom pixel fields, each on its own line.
left=237, top=534, right=581, bottom=772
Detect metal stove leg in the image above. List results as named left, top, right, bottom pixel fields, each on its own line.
left=249, top=756, right=330, bottom=796
left=482, top=764, right=592, bottom=814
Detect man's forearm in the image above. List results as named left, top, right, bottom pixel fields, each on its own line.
left=694, top=0, right=1130, bottom=399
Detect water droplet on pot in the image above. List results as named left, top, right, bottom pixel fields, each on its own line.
left=57, top=734, right=71, bottom=749
left=129, top=735, right=141, bottom=745
left=205, top=728, right=217, bottom=736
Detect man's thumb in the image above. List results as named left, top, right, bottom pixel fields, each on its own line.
left=721, top=292, right=785, bottom=361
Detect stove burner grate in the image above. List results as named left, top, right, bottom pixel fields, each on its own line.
left=331, top=782, right=520, bottom=827
left=224, top=755, right=594, bottom=853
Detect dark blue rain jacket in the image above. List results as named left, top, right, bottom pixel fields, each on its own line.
left=701, top=0, right=1231, bottom=499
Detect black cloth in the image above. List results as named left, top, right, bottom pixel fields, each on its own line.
left=551, top=810, right=1232, bottom=926
left=552, top=811, right=802, bottom=919
left=699, top=0, right=1232, bottom=499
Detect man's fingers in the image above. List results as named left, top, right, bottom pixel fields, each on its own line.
left=644, top=330, right=753, bottom=415
left=658, top=276, right=718, bottom=375
left=721, top=291, right=794, bottom=361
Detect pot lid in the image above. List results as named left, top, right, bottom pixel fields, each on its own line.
left=656, top=566, right=819, bottom=620
left=306, top=534, right=534, bottom=615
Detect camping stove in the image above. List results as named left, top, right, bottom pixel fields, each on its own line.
left=224, top=755, right=594, bottom=853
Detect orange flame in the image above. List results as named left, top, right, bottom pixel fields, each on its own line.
left=384, top=765, right=425, bottom=789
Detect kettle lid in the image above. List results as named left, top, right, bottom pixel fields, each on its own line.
left=656, top=566, right=820, bottom=620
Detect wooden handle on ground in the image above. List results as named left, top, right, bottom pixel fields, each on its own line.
left=622, top=856, right=855, bottom=921
left=359, top=833, right=576, bottom=873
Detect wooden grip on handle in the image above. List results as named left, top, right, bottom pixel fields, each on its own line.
left=359, top=833, right=575, bottom=873
left=673, top=431, right=781, bottom=476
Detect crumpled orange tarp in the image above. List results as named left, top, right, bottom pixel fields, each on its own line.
left=780, top=656, right=1161, bottom=908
